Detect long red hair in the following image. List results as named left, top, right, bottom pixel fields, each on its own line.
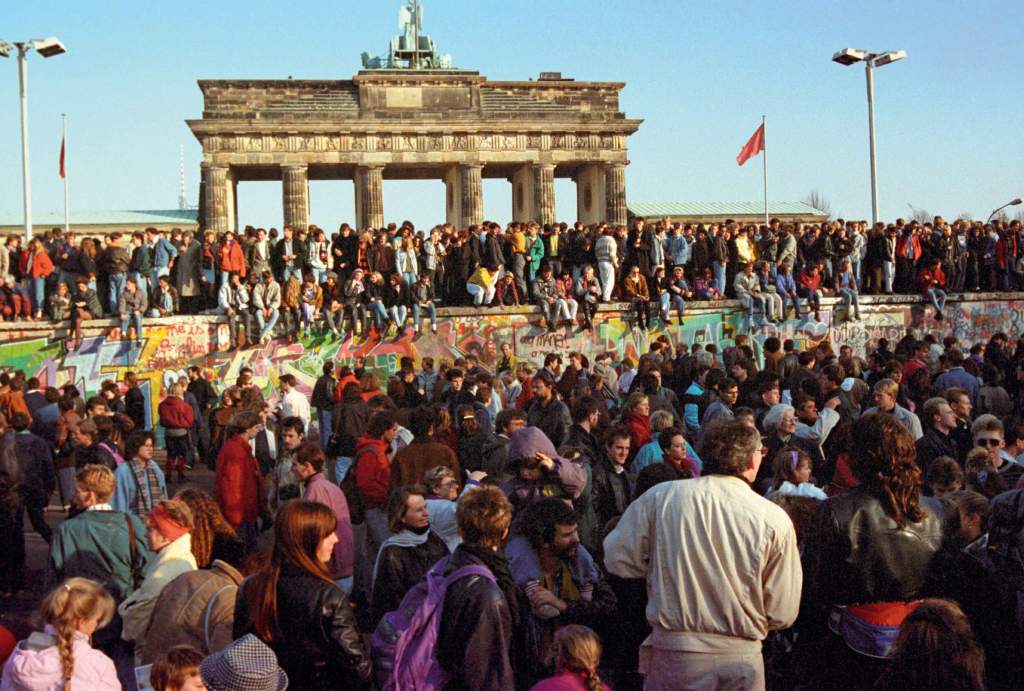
left=246, top=500, right=336, bottom=641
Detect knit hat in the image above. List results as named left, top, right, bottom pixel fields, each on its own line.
left=199, top=634, right=288, bottom=691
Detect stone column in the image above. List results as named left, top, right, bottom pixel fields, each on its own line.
left=443, top=165, right=463, bottom=229
left=355, top=165, right=385, bottom=230
left=202, top=164, right=230, bottom=234
left=576, top=164, right=606, bottom=225
left=533, top=163, right=556, bottom=227
left=282, top=164, right=309, bottom=231
left=605, top=162, right=627, bottom=226
left=460, top=164, right=484, bottom=228
left=511, top=165, right=535, bottom=223
left=225, top=169, right=238, bottom=234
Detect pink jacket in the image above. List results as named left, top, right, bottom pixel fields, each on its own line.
left=0, top=628, right=120, bottom=691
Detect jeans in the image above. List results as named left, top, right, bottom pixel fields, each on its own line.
left=926, top=287, right=947, bottom=313
left=310, top=267, right=328, bottom=285
left=152, top=266, right=169, bottom=295
left=318, top=408, right=333, bottom=449
left=739, top=293, right=764, bottom=318
left=221, top=308, right=248, bottom=345
left=466, top=282, right=495, bottom=306
left=120, top=311, right=143, bottom=341
left=597, top=262, right=616, bottom=301
left=389, top=304, right=408, bottom=327
left=402, top=272, right=416, bottom=286
left=660, top=293, right=686, bottom=321
left=283, top=265, right=303, bottom=283
left=367, top=300, right=389, bottom=329
left=256, top=308, right=280, bottom=341
left=559, top=298, right=578, bottom=322
left=882, top=260, right=895, bottom=293
left=838, top=288, right=860, bottom=318
left=512, top=254, right=528, bottom=300
left=413, top=302, right=437, bottom=329
left=30, top=277, right=45, bottom=314
left=108, top=272, right=126, bottom=314
left=712, top=261, right=726, bottom=296
left=797, top=288, right=821, bottom=316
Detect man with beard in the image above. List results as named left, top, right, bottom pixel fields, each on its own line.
left=516, top=497, right=617, bottom=682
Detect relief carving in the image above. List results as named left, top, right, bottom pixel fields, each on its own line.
left=452, top=135, right=469, bottom=150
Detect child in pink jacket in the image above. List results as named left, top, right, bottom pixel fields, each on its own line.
left=1, top=578, right=120, bottom=691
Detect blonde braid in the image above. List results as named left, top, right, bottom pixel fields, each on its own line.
left=56, top=625, right=75, bottom=691
left=585, top=669, right=603, bottom=691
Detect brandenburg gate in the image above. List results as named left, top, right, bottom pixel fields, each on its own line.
left=187, top=4, right=641, bottom=232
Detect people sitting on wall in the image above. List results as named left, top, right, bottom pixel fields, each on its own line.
left=3, top=215, right=1022, bottom=342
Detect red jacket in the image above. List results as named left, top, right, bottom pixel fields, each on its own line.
left=158, top=396, right=195, bottom=430
left=20, top=250, right=54, bottom=279
left=218, top=241, right=246, bottom=277
left=215, top=434, right=264, bottom=527
left=354, top=436, right=390, bottom=509
left=916, top=265, right=946, bottom=293
left=896, top=235, right=922, bottom=261
left=796, top=271, right=821, bottom=292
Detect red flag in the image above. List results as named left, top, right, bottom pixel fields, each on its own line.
left=736, top=124, right=764, bottom=166
left=59, top=137, right=65, bottom=178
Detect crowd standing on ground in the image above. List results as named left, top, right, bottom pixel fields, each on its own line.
left=4, top=217, right=1024, bottom=689
left=3, top=213, right=1024, bottom=349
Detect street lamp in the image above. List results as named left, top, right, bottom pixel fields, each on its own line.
left=0, top=37, right=67, bottom=241
left=987, top=198, right=1023, bottom=224
left=832, top=48, right=906, bottom=227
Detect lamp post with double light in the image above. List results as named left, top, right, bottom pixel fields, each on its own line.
left=832, top=48, right=906, bottom=227
left=0, top=37, right=67, bottom=241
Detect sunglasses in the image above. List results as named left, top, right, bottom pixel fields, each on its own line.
left=977, top=438, right=1002, bottom=448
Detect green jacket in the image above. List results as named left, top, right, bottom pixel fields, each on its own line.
left=49, top=509, right=153, bottom=603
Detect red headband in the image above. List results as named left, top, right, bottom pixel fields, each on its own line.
left=149, top=504, right=189, bottom=542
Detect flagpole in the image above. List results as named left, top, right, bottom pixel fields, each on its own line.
left=62, top=113, right=69, bottom=235
left=761, top=114, right=768, bottom=226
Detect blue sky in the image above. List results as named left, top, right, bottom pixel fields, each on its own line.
left=2, top=1, right=1022, bottom=230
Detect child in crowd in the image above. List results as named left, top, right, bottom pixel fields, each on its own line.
left=924, top=456, right=964, bottom=497
left=149, top=645, right=205, bottom=691
left=530, top=624, right=610, bottom=691
left=766, top=447, right=828, bottom=500
left=0, top=577, right=120, bottom=691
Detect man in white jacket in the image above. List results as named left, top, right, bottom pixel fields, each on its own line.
left=604, top=419, right=801, bottom=690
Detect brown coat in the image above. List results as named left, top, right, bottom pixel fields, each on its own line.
left=138, top=560, right=243, bottom=664
left=388, top=439, right=461, bottom=493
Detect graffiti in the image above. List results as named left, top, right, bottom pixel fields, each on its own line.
left=0, top=295, right=1020, bottom=428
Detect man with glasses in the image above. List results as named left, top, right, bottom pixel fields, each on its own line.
left=971, top=414, right=1024, bottom=487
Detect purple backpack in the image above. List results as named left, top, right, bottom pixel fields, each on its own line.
left=371, top=555, right=494, bottom=691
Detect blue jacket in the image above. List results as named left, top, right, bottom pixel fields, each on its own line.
left=776, top=272, right=797, bottom=294
left=665, top=234, right=690, bottom=267
left=151, top=237, right=178, bottom=269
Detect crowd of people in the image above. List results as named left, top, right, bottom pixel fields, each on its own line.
left=3, top=213, right=1023, bottom=348
left=4, top=319, right=1024, bottom=689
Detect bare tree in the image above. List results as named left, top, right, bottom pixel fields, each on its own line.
left=805, top=190, right=832, bottom=219
left=958, top=211, right=973, bottom=221
left=910, top=207, right=931, bottom=224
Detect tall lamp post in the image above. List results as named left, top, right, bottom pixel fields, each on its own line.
left=0, top=37, right=67, bottom=242
left=987, top=198, right=1023, bottom=224
left=832, top=48, right=906, bottom=228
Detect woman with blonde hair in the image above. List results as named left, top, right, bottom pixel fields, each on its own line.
left=530, top=624, right=609, bottom=691
left=0, top=577, right=119, bottom=690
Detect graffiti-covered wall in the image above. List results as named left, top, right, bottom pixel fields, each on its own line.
left=1, top=293, right=1021, bottom=427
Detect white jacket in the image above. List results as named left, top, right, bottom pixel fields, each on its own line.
left=119, top=532, right=197, bottom=644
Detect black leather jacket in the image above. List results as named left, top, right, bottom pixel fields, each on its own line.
left=803, top=488, right=944, bottom=614
left=234, top=563, right=372, bottom=690
left=437, top=546, right=518, bottom=691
